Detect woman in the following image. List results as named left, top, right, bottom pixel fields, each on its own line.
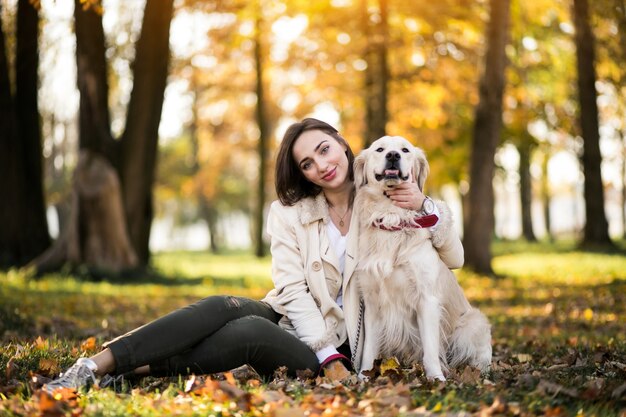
left=44, top=118, right=462, bottom=392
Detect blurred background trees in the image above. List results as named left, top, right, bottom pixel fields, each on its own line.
left=0, top=0, right=624, bottom=274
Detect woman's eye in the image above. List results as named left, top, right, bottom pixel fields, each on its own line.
left=321, top=146, right=329, bottom=154
left=402, top=148, right=410, bottom=153
left=302, top=162, right=311, bottom=170
left=376, top=147, right=384, bottom=152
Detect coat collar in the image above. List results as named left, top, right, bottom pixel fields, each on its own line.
left=298, top=193, right=330, bottom=225
left=297, top=192, right=359, bottom=283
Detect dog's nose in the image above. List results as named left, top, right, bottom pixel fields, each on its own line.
left=386, top=151, right=400, bottom=162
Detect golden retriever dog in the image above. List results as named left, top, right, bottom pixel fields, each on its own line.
left=353, top=135, right=492, bottom=381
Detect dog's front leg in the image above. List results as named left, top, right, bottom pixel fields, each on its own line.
left=358, top=305, right=380, bottom=380
left=418, top=294, right=445, bottom=381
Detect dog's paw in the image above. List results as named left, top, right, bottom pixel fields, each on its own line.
left=427, top=374, right=446, bottom=382
left=357, top=372, right=370, bottom=383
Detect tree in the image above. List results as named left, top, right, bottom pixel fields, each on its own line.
left=362, top=0, right=389, bottom=147
left=119, top=0, right=175, bottom=263
left=254, top=1, right=269, bottom=257
left=0, top=0, right=50, bottom=267
left=464, top=0, right=511, bottom=274
left=32, top=0, right=174, bottom=272
left=571, top=0, right=612, bottom=248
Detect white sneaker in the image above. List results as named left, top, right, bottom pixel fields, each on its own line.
left=43, top=358, right=97, bottom=393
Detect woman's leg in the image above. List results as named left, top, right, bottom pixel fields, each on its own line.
left=104, top=296, right=278, bottom=374
left=149, top=315, right=320, bottom=378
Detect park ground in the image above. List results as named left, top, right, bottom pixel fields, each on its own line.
left=0, top=240, right=625, bottom=417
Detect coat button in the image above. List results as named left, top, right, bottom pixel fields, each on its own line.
left=312, top=261, right=322, bottom=271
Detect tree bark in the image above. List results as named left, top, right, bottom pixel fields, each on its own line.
left=253, top=6, right=268, bottom=258
left=74, top=0, right=116, bottom=160
left=16, top=0, right=50, bottom=260
left=540, top=149, right=553, bottom=241
left=0, top=4, right=24, bottom=266
left=119, top=0, right=174, bottom=264
left=572, top=0, right=612, bottom=248
left=362, top=0, right=389, bottom=147
left=463, top=0, right=510, bottom=274
left=518, top=139, right=536, bottom=241
left=30, top=151, right=138, bottom=273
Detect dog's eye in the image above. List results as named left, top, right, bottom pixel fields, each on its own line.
left=402, top=148, right=410, bottom=153
left=376, top=147, right=384, bottom=152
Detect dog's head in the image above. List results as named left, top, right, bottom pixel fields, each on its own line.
left=354, top=136, right=429, bottom=191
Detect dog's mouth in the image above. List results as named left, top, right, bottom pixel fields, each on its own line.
left=375, top=169, right=410, bottom=182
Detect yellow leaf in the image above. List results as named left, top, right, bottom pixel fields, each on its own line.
left=34, top=336, right=48, bottom=350
left=380, top=357, right=401, bottom=375
left=432, top=402, right=442, bottom=412
left=583, top=308, right=594, bottom=321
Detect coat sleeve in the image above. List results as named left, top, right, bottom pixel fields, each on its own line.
left=430, top=200, right=464, bottom=269
left=266, top=201, right=332, bottom=351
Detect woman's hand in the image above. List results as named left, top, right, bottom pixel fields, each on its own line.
left=385, top=182, right=425, bottom=211
left=323, top=359, right=352, bottom=381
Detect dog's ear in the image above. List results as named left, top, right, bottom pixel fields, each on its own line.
left=413, top=147, right=430, bottom=191
left=353, top=151, right=368, bottom=189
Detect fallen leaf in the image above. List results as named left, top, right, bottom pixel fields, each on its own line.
left=478, top=396, right=507, bottom=416
left=455, top=366, right=481, bottom=384
left=6, top=357, right=18, bottom=380
left=536, top=380, right=578, bottom=398
left=34, top=336, right=49, bottom=351
left=380, top=357, right=400, bottom=375
left=611, top=382, right=626, bottom=399
left=38, top=359, right=60, bottom=377
left=274, top=407, right=306, bottom=417
left=80, top=337, right=97, bottom=352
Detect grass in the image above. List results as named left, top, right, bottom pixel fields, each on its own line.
left=1, top=241, right=625, bottom=416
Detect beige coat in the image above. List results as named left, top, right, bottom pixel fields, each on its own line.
left=261, top=192, right=463, bottom=371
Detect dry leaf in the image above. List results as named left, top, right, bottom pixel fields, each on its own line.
left=34, top=336, right=49, bottom=350
left=80, top=337, right=97, bottom=352
left=380, top=357, right=401, bottom=375
left=323, top=360, right=351, bottom=381
left=6, top=357, right=18, bottom=380
left=38, top=359, right=60, bottom=377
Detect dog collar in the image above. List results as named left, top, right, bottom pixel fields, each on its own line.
left=373, top=213, right=439, bottom=231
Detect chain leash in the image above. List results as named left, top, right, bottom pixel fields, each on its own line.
left=351, top=298, right=364, bottom=367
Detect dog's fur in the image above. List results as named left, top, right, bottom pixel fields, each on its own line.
left=354, top=136, right=492, bottom=380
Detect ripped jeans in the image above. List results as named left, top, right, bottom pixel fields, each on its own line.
left=104, top=296, right=320, bottom=378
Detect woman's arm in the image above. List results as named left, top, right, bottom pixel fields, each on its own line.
left=385, top=183, right=464, bottom=269
left=430, top=200, right=464, bottom=269
left=266, top=202, right=332, bottom=351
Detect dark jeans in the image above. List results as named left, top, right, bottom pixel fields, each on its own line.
left=104, top=296, right=320, bottom=378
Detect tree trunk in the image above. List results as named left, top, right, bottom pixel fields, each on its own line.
left=463, top=0, right=510, bottom=275
left=362, top=0, right=389, bottom=147
left=119, top=0, right=174, bottom=264
left=622, top=130, right=626, bottom=239
left=74, top=0, right=116, bottom=160
left=518, top=138, right=536, bottom=241
left=30, top=151, right=138, bottom=273
left=253, top=6, right=268, bottom=258
left=572, top=0, right=612, bottom=248
left=16, top=0, right=50, bottom=260
left=0, top=4, right=24, bottom=266
left=541, top=149, right=553, bottom=241
left=199, top=198, right=220, bottom=254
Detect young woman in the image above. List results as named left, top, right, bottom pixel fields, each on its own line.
left=44, top=118, right=463, bottom=391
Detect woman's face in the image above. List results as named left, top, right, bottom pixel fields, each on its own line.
left=292, top=129, right=350, bottom=192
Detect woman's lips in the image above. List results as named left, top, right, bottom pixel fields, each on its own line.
left=322, top=167, right=337, bottom=181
